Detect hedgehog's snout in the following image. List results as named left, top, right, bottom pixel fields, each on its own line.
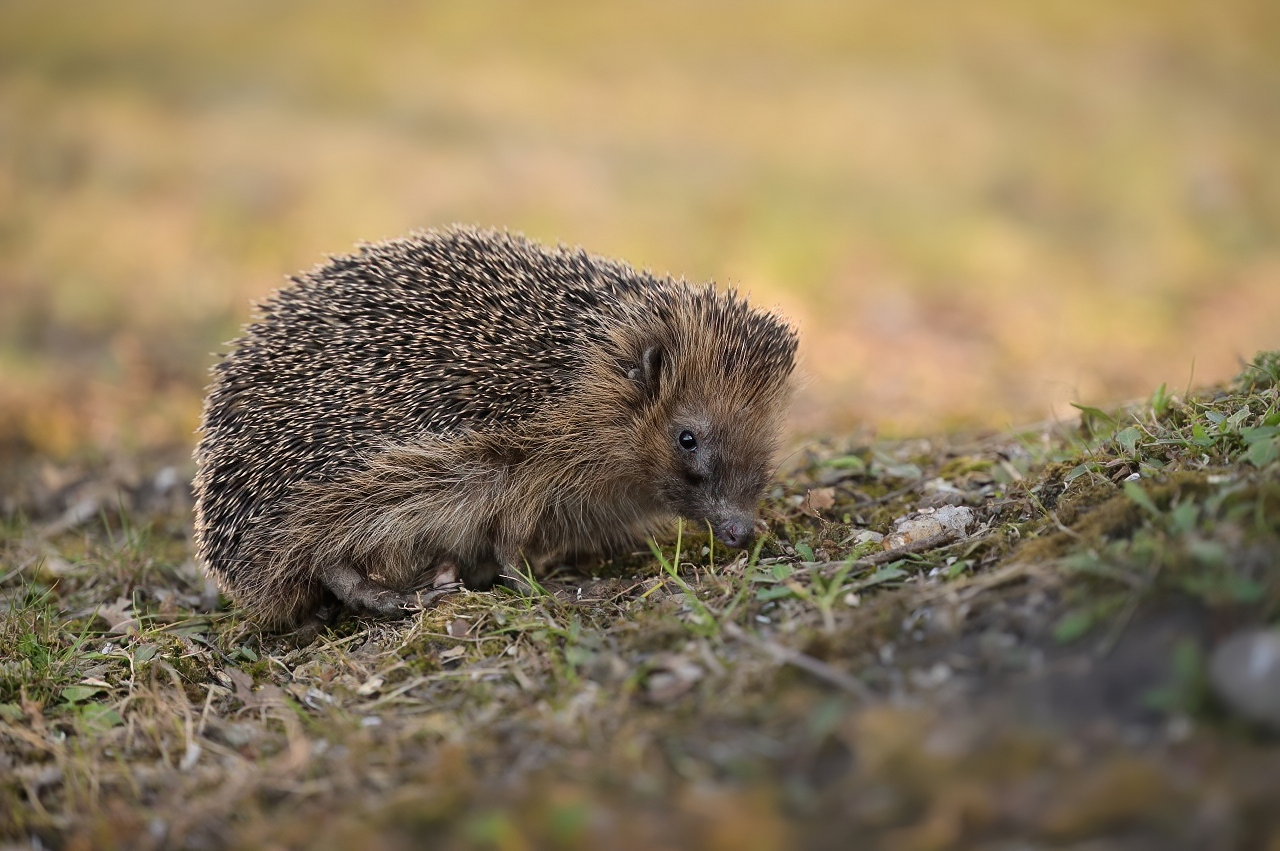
left=712, top=513, right=756, bottom=550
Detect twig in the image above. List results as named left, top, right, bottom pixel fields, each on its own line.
left=364, top=675, right=434, bottom=709
left=197, top=682, right=218, bottom=738
left=723, top=622, right=873, bottom=700
left=407, top=631, right=498, bottom=644
left=915, top=560, right=1045, bottom=604
left=814, top=531, right=961, bottom=577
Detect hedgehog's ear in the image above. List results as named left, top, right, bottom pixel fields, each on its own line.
left=626, top=344, right=664, bottom=403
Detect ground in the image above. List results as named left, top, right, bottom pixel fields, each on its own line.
left=2, top=353, right=1279, bottom=851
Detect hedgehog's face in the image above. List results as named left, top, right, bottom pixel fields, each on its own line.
left=653, top=410, right=780, bottom=550
left=636, top=363, right=787, bottom=550
left=617, top=302, right=796, bottom=549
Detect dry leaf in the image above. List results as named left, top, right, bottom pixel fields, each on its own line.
left=226, top=667, right=286, bottom=711
left=805, top=487, right=836, bottom=514
left=95, top=597, right=140, bottom=635
left=225, top=667, right=254, bottom=697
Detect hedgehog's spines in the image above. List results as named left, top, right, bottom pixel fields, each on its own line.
left=193, top=224, right=797, bottom=628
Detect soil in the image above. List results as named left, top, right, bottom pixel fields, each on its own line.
left=2, top=355, right=1279, bottom=850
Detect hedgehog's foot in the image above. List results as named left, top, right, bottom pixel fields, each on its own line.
left=410, top=583, right=463, bottom=609
left=431, top=560, right=459, bottom=588
left=401, top=561, right=461, bottom=605
left=318, top=562, right=414, bottom=618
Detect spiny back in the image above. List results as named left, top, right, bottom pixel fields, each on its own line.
left=194, top=225, right=797, bottom=598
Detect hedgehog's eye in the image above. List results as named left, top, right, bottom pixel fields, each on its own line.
left=678, top=431, right=698, bottom=452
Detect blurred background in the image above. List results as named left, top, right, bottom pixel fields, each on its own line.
left=1, top=0, right=1277, bottom=460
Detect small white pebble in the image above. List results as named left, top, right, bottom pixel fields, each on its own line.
left=153, top=466, right=180, bottom=494
left=756, top=615, right=771, bottom=624
left=1165, top=714, right=1193, bottom=743
left=355, top=676, right=384, bottom=697
left=360, top=716, right=382, bottom=728
left=1210, top=629, right=1280, bottom=729
left=178, top=743, right=201, bottom=771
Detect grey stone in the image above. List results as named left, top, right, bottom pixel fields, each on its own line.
left=1209, top=628, right=1280, bottom=729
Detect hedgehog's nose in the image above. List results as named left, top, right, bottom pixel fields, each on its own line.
left=713, top=515, right=756, bottom=550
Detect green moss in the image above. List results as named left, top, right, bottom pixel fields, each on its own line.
left=937, top=456, right=994, bottom=478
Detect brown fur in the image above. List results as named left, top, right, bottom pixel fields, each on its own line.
left=193, top=226, right=796, bottom=629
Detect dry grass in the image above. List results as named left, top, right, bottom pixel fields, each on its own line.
left=2, top=0, right=1280, bottom=456
left=2, top=355, right=1278, bottom=849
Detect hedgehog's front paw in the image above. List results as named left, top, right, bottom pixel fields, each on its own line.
left=410, top=582, right=464, bottom=609
left=401, top=561, right=463, bottom=609
left=345, top=583, right=414, bottom=618
left=319, top=563, right=415, bottom=619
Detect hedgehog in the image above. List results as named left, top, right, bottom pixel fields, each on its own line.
left=193, top=225, right=798, bottom=629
